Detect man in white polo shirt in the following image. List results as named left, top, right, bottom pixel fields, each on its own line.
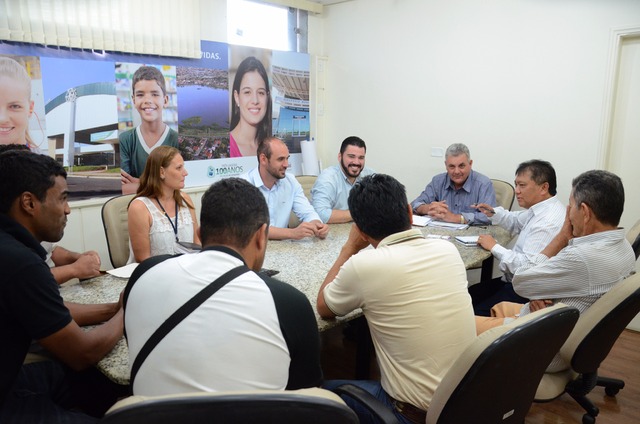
left=317, top=174, right=475, bottom=424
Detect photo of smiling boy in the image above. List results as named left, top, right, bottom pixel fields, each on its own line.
left=119, top=65, right=179, bottom=194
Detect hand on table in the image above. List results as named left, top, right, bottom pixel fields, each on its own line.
left=477, top=234, right=497, bottom=251
left=72, top=253, right=101, bottom=279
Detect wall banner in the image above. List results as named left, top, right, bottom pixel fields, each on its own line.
left=0, top=40, right=310, bottom=195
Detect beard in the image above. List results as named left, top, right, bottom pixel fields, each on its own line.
left=341, top=160, right=363, bottom=178
left=267, top=165, right=286, bottom=180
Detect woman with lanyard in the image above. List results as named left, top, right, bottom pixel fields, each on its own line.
left=128, top=146, right=200, bottom=263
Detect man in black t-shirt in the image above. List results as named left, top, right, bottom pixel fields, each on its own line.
left=0, top=151, right=124, bottom=423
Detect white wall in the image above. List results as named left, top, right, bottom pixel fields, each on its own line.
left=312, top=0, right=640, bottom=213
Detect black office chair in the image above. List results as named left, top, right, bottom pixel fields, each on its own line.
left=334, top=304, right=580, bottom=424
left=625, top=219, right=640, bottom=260
left=534, top=272, right=640, bottom=424
left=632, top=233, right=640, bottom=260
left=100, top=388, right=359, bottom=424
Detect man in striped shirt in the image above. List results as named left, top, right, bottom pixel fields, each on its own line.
left=471, top=160, right=566, bottom=315
left=475, top=170, right=636, bottom=351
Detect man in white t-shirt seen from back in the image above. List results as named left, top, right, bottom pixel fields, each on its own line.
left=124, top=177, right=322, bottom=396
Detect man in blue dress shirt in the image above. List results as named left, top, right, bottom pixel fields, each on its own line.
left=243, top=137, right=329, bottom=240
left=411, top=143, right=496, bottom=225
left=311, top=136, right=375, bottom=224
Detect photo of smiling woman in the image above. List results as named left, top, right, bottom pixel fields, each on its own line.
left=229, top=56, right=272, bottom=158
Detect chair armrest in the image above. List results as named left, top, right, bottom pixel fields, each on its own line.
left=333, top=384, right=401, bottom=424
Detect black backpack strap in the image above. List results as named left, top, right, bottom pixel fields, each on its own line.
left=130, top=264, right=250, bottom=386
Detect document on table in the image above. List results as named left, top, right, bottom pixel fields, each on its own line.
left=427, top=220, right=469, bottom=230
left=412, top=215, right=433, bottom=227
left=455, top=235, right=479, bottom=246
left=106, top=263, right=139, bottom=279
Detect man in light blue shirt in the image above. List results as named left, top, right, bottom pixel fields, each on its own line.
left=411, top=143, right=496, bottom=225
left=311, top=136, right=375, bottom=224
left=242, top=137, right=329, bottom=240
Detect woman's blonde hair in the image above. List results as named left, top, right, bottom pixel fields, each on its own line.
left=0, top=56, right=36, bottom=149
left=135, top=146, right=193, bottom=209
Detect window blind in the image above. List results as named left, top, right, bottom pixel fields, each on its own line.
left=0, top=0, right=201, bottom=58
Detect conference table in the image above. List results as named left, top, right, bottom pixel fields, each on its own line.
left=60, top=222, right=512, bottom=385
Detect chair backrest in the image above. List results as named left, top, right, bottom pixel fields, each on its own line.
left=491, top=179, right=515, bottom=211
left=559, top=272, right=640, bottom=374
left=426, top=304, right=579, bottom=424
left=101, top=388, right=359, bottom=424
left=625, top=219, right=640, bottom=259
left=289, top=175, right=318, bottom=228
left=101, top=194, right=135, bottom=269
left=297, top=175, right=317, bottom=201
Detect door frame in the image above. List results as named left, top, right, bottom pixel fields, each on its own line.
left=597, top=25, right=640, bottom=169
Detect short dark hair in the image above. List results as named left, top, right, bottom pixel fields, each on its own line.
left=0, top=143, right=30, bottom=154
left=516, top=160, right=557, bottom=196
left=348, top=174, right=411, bottom=240
left=0, top=150, right=67, bottom=214
left=256, top=136, right=284, bottom=160
left=132, top=65, right=167, bottom=96
left=340, top=136, right=366, bottom=154
left=572, top=170, right=624, bottom=227
left=200, top=178, right=269, bottom=248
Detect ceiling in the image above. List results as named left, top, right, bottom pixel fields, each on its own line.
left=307, top=0, right=353, bottom=5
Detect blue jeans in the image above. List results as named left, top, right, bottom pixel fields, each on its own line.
left=0, top=361, right=98, bottom=424
left=323, top=379, right=414, bottom=424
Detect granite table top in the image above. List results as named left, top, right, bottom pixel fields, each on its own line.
left=60, top=222, right=512, bottom=385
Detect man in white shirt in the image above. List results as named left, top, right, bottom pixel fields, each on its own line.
left=476, top=170, right=635, bottom=372
left=471, top=160, right=565, bottom=316
left=242, top=137, right=329, bottom=240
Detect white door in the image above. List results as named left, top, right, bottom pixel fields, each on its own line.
left=606, top=35, right=640, bottom=234
left=606, top=35, right=640, bottom=329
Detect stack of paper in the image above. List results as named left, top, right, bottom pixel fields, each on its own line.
left=412, top=215, right=433, bottom=227
left=428, top=221, right=469, bottom=230
left=455, top=235, right=479, bottom=246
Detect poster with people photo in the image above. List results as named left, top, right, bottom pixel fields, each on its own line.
left=0, top=41, right=310, bottom=197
